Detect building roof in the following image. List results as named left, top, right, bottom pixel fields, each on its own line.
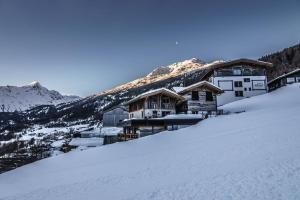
left=125, top=88, right=185, bottom=105
left=172, top=86, right=186, bottom=93
left=200, top=58, right=273, bottom=80
left=103, top=105, right=128, bottom=113
left=268, top=68, right=300, bottom=85
left=176, top=81, right=223, bottom=94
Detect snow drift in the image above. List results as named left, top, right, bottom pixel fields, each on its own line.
left=0, top=84, right=300, bottom=200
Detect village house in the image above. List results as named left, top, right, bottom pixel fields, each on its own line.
left=127, top=88, right=185, bottom=119
left=121, top=88, right=202, bottom=140
left=200, top=59, right=273, bottom=106
left=173, top=81, right=223, bottom=116
left=268, top=68, right=300, bottom=91
left=102, top=106, right=129, bottom=127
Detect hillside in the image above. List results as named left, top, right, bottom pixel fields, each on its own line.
left=100, top=58, right=220, bottom=95
left=0, top=81, right=80, bottom=112
left=260, top=43, right=300, bottom=80
left=1, top=83, right=299, bottom=200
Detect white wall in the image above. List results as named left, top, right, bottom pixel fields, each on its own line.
left=129, top=110, right=144, bottom=119
left=129, top=109, right=176, bottom=119
left=213, top=76, right=267, bottom=106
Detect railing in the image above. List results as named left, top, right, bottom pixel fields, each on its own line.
left=118, top=133, right=139, bottom=141
left=148, top=103, right=174, bottom=109
left=161, top=103, right=175, bottom=109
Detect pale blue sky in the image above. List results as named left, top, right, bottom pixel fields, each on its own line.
left=0, top=0, right=299, bottom=96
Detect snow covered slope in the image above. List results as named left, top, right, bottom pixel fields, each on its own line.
left=0, top=81, right=80, bottom=112
left=1, top=84, right=300, bottom=200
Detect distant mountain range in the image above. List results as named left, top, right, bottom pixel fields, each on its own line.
left=0, top=81, right=80, bottom=112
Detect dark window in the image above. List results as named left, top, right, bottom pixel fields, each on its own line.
left=243, top=68, right=252, bottom=76
left=206, top=91, right=213, bottom=101
left=244, top=88, right=247, bottom=91
left=235, top=91, right=244, bottom=97
left=191, top=91, right=199, bottom=100
left=234, top=81, right=243, bottom=87
left=252, top=69, right=265, bottom=76
left=249, top=87, right=252, bottom=91
left=162, top=97, right=170, bottom=104
left=192, top=111, right=198, bottom=114
left=244, top=78, right=250, bottom=82
left=152, top=111, right=157, bottom=118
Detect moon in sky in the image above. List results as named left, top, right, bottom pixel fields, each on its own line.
left=175, top=41, right=179, bottom=45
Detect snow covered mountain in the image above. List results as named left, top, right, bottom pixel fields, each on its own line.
left=1, top=84, right=300, bottom=200
left=0, top=81, right=81, bottom=112
left=101, top=58, right=222, bottom=95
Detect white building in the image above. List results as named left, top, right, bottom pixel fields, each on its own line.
left=201, top=59, right=273, bottom=106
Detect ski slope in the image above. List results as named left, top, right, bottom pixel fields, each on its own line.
left=1, top=84, right=300, bottom=200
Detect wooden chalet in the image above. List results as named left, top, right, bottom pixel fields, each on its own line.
left=175, top=81, right=223, bottom=115
left=120, top=88, right=202, bottom=140
left=126, top=88, right=185, bottom=119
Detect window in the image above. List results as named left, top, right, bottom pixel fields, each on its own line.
left=252, top=69, right=264, bottom=76
left=244, top=78, right=250, bottom=82
left=191, top=91, right=199, bottom=100
left=162, top=97, right=170, bottom=104
left=243, top=68, right=252, bottom=76
left=249, top=87, right=252, bottom=91
left=233, top=68, right=242, bottom=75
left=235, top=91, right=244, bottom=97
left=234, top=81, right=243, bottom=87
left=192, top=111, right=198, bottom=114
left=206, top=91, right=213, bottom=101
left=244, top=88, right=247, bottom=91
left=152, top=111, right=158, bottom=118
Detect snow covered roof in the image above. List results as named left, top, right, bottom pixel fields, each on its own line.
left=268, top=68, right=300, bottom=85
left=101, top=127, right=123, bottom=136
left=69, top=138, right=103, bottom=147
left=177, top=81, right=223, bottom=94
left=172, top=87, right=185, bottom=93
left=125, top=88, right=185, bottom=105
left=211, top=58, right=273, bottom=69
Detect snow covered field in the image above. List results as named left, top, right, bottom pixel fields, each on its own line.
left=0, top=84, right=300, bottom=200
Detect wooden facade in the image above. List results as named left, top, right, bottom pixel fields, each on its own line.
left=126, top=88, right=185, bottom=119
left=176, top=81, right=222, bottom=114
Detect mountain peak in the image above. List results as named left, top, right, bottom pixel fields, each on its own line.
left=28, top=81, right=42, bottom=88
left=146, top=58, right=206, bottom=78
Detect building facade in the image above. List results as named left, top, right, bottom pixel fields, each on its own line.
left=268, top=69, right=300, bottom=91
left=102, top=106, right=129, bottom=127
left=201, top=59, right=273, bottom=106
left=175, top=81, right=223, bottom=115
left=127, top=88, right=185, bottom=119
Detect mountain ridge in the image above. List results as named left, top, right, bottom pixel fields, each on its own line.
left=0, top=82, right=81, bottom=112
